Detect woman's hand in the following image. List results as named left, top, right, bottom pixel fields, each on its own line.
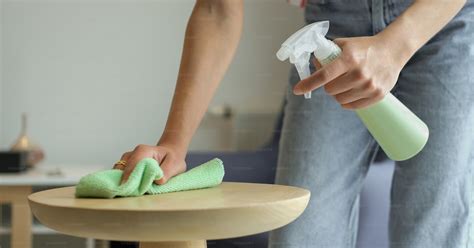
left=113, top=144, right=186, bottom=185
left=293, top=36, right=404, bottom=109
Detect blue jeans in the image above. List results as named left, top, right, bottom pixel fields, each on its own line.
left=268, top=0, right=474, bottom=247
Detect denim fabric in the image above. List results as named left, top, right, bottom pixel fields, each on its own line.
left=268, top=0, right=474, bottom=247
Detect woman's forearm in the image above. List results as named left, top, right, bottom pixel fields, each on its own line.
left=378, top=0, right=466, bottom=66
left=158, top=0, right=243, bottom=153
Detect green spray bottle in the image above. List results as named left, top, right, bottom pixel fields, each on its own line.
left=277, top=21, right=429, bottom=161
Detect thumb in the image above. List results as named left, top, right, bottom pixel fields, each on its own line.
left=154, top=155, right=186, bottom=185
left=333, top=38, right=348, bottom=47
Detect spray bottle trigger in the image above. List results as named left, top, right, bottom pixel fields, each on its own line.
left=294, top=60, right=312, bottom=99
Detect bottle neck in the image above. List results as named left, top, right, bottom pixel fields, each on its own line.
left=21, top=113, right=28, bottom=135
left=314, top=39, right=341, bottom=65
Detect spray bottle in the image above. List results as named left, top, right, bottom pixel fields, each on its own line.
left=277, top=21, right=429, bottom=161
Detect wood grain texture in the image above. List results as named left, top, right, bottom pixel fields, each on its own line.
left=28, top=182, right=310, bottom=242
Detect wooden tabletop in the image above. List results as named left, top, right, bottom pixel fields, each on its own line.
left=29, top=182, right=310, bottom=242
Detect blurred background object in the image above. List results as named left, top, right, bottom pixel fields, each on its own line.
left=10, top=113, right=45, bottom=167
left=0, top=151, right=28, bottom=172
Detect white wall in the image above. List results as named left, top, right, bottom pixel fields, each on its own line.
left=1, top=0, right=303, bottom=165
left=0, top=0, right=3, bottom=145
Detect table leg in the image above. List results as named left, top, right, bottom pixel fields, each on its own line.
left=9, top=186, right=32, bottom=248
left=139, top=240, right=207, bottom=248
left=94, top=239, right=109, bottom=248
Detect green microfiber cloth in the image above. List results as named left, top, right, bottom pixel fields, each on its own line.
left=75, top=158, right=224, bottom=198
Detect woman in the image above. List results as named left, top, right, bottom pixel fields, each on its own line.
left=113, top=0, right=473, bottom=247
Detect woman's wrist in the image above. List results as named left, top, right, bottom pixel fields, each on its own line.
left=157, top=134, right=189, bottom=157
left=374, top=30, right=417, bottom=69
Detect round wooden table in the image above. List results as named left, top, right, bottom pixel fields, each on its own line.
left=28, top=182, right=310, bottom=248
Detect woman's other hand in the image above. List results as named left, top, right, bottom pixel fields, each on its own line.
left=293, top=36, right=404, bottom=109
left=113, top=144, right=186, bottom=185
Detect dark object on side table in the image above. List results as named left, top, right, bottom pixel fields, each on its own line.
left=0, top=151, right=28, bottom=173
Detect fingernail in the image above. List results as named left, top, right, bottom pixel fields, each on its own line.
left=157, top=178, right=166, bottom=185
left=293, top=87, right=302, bottom=95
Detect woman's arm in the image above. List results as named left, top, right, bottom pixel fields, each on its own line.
left=158, top=0, right=243, bottom=152
left=118, top=0, right=243, bottom=184
left=293, top=0, right=466, bottom=109
left=379, top=0, right=466, bottom=66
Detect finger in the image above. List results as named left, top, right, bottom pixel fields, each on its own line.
left=154, top=155, right=186, bottom=185
left=112, top=152, right=132, bottom=169
left=333, top=87, right=368, bottom=105
left=121, top=152, right=132, bottom=161
left=294, top=57, right=348, bottom=95
left=312, top=57, right=322, bottom=70
left=113, top=164, right=125, bottom=170
left=334, top=80, right=382, bottom=105
left=120, top=154, right=143, bottom=185
left=333, top=38, right=348, bottom=47
left=341, top=93, right=384, bottom=110
left=323, top=70, right=364, bottom=96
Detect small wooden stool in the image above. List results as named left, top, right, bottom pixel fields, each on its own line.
left=28, top=182, right=310, bottom=248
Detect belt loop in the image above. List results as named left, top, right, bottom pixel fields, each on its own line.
left=371, top=0, right=385, bottom=34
